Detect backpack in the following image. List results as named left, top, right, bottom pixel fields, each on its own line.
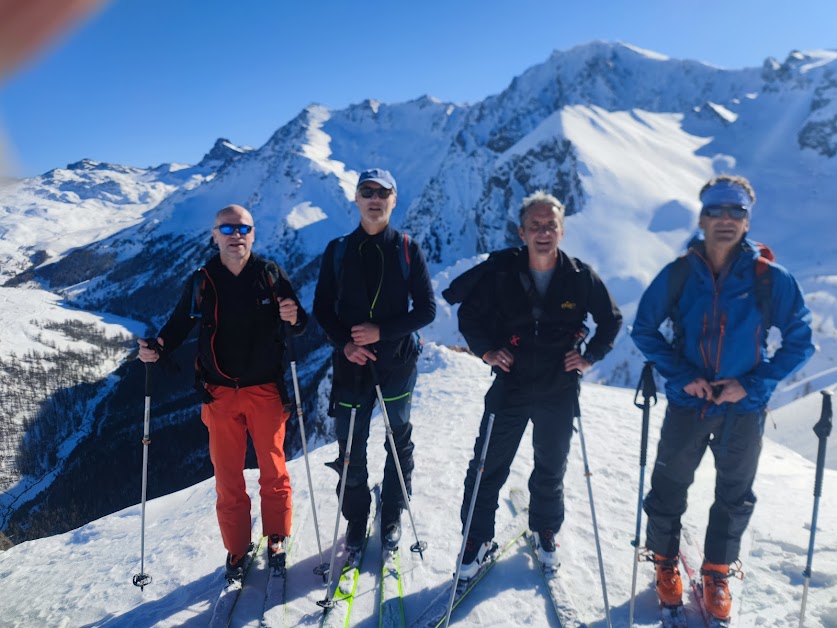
left=442, top=248, right=523, bottom=305
left=666, top=243, right=775, bottom=338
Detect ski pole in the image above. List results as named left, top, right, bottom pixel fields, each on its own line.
left=799, top=390, right=832, bottom=627
left=629, top=361, right=657, bottom=627
left=368, top=361, right=428, bottom=558
left=285, top=328, right=329, bottom=580
left=445, top=412, right=496, bottom=628
left=317, top=401, right=359, bottom=610
left=132, top=339, right=158, bottom=590
left=575, top=397, right=612, bottom=628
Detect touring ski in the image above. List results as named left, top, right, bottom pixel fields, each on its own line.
left=209, top=537, right=264, bottom=628
left=680, top=528, right=731, bottom=628
left=320, top=486, right=382, bottom=628
left=509, top=489, right=587, bottom=627
left=659, top=604, right=688, bottom=628
left=379, top=545, right=406, bottom=627
left=410, top=510, right=527, bottom=628
left=260, top=535, right=293, bottom=627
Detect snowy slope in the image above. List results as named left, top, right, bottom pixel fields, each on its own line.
left=0, top=287, right=145, bottom=526
left=0, top=344, right=834, bottom=627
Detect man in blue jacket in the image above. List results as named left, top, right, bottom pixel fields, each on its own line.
left=631, top=175, right=814, bottom=621
left=314, top=168, right=436, bottom=552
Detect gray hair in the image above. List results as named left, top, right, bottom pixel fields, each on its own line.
left=519, top=191, right=566, bottom=226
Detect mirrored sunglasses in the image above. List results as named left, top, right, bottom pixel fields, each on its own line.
left=216, top=223, right=254, bottom=236
left=358, top=186, right=394, bottom=199
left=701, top=205, right=748, bottom=220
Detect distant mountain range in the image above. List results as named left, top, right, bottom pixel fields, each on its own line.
left=1, top=41, right=835, bottom=543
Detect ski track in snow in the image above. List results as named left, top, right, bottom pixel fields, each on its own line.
left=0, top=343, right=834, bottom=627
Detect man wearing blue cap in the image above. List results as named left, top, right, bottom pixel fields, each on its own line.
left=631, top=174, right=814, bottom=621
left=314, top=168, right=435, bottom=552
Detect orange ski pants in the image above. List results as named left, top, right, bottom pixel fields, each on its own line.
left=201, top=383, right=292, bottom=558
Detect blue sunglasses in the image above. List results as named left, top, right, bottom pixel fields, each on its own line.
left=216, top=223, right=254, bottom=235
left=701, top=205, right=748, bottom=220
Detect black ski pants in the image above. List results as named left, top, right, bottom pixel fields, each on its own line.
left=644, top=403, right=764, bottom=565
left=333, top=362, right=417, bottom=523
left=460, top=383, right=577, bottom=543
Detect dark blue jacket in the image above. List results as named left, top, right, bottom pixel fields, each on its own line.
left=313, top=224, right=435, bottom=370
left=631, top=238, right=814, bottom=413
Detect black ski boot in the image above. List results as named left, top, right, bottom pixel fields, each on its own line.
left=225, top=542, right=254, bottom=583
left=382, top=507, right=402, bottom=551
left=345, top=518, right=367, bottom=551
left=267, top=535, right=286, bottom=573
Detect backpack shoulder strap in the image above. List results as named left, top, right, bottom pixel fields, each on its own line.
left=189, top=266, right=209, bottom=319
left=332, top=236, right=348, bottom=280
left=665, top=254, right=691, bottom=320
left=396, top=232, right=411, bottom=281
left=754, top=256, right=773, bottom=330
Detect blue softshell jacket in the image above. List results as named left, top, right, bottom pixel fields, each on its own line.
left=631, top=238, right=814, bottom=414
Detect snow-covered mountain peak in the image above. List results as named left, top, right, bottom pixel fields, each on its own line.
left=197, top=138, right=253, bottom=168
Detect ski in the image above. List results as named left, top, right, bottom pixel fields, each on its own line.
left=260, top=535, right=293, bottom=627
left=659, top=604, right=688, bottom=628
left=208, top=537, right=264, bottom=628
left=379, top=546, right=406, bottom=628
left=410, top=513, right=527, bottom=628
left=508, top=489, right=587, bottom=627
left=679, top=529, right=731, bottom=628
left=320, top=485, right=382, bottom=628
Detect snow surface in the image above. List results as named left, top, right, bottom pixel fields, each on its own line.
left=0, top=344, right=834, bottom=627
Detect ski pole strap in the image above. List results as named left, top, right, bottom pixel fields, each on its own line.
left=633, top=361, right=657, bottom=409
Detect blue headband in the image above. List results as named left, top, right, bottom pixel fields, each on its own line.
left=699, top=180, right=753, bottom=213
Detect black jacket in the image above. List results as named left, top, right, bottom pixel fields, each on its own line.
left=313, top=224, right=435, bottom=370
left=451, top=247, right=622, bottom=399
left=158, top=253, right=307, bottom=394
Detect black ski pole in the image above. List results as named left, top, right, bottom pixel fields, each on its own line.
left=368, top=361, right=428, bottom=558
left=629, top=361, right=657, bottom=627
left=445, top=412, right=496, bottom=628
left=799, top=389, right=832, bottom=627
left=285, top=328, right=328, bottom=580
left=132, top=338, right=158, bottom=590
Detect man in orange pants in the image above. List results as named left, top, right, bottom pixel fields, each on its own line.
left=138, top=204, right=306, bottom=580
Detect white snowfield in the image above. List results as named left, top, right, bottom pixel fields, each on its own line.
left=0, top=343, right=833, bottom=627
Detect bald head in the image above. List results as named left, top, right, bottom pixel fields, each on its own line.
left=215, top=204, right=254, bottom=227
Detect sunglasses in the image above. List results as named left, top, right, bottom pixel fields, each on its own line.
left=701, top=205, right=748, bottom=220
left=215, top=223, right=254, bottom=236
left=358, top=186, right=394, bottom=199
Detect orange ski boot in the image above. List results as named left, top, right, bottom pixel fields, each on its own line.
left=701, top=562, right=732, bottom=621
left=654, top=553, right=683, bottom=607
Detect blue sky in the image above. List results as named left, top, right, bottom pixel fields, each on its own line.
left=1, top=0, right=836, bottom=177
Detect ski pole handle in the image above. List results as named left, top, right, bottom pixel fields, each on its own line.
left=143, top=338, right=161, bottom=397
left=633, top=362, right=657, bottom=466
left=813, top=391, right=832, bottom=499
